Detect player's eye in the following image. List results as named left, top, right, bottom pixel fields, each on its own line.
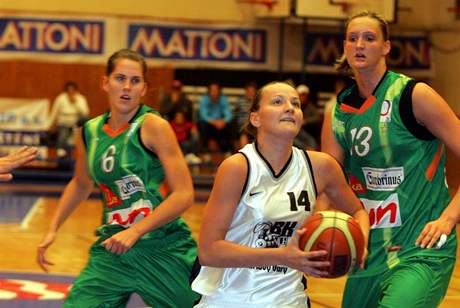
left=131, top=77, right=142, bottom=85
left=271, top=96, right=283, bottom=105
left=291, top=99, right=301, bottom=108
left=114, top=75, right=125, bottom=82
left=364, top=34, right=376, bottom=41
left=346, top=34, right=357, bottom=42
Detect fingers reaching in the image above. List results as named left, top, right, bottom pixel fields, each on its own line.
left=37, top=246, right=54, bottom=272
left=0, top=146, right=38, bottom=176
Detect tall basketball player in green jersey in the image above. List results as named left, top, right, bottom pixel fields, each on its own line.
left=37, top=49, right=199, bottom=307
left=321, top=11, right=460, bottom=308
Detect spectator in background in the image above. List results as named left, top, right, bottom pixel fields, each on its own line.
left=171, top=111, right=202, bottom=165
left=48, top=81, right=89, bottom=158
left=233, top=81, right=257, bottom=149
left=198, top=81, right=234, bottom=156
left=294, top=84, right=320, bottom=150
left=159, top=79, right=194, bottom=122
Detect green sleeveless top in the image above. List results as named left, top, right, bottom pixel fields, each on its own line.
left=83, top=104, right=191, bottom=239
left=332, top=71, right=456, bottom=277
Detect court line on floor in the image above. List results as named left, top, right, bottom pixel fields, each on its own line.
left=20, top=197, right=43, bottom=230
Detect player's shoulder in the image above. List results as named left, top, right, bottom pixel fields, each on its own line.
left=307, top=150, right=341, bottom=174
left=217, top=152, right=248, bottom=178
left=142, top=111, right=169, bottom=129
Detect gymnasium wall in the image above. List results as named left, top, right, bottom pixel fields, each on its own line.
left=0, top=60, right=173, bottom=118
left=2, top=0, right=460, bottom=114
left=0, top=0, right=253, bottom=22
left=0, top=0, right=278, bottom=115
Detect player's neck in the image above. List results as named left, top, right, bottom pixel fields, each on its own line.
left=256, top=138, right=293, bottom=174
left=354, top=64, right=387, bottom=98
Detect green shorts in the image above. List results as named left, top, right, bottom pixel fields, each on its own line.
left=342, top=256, right=455, bottom=308
left=64, top=231, right=199, bottom=308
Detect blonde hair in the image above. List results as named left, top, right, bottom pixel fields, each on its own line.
left=335, top=10, right=389, bottom=75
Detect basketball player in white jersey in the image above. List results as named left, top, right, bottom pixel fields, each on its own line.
left=192, top=81, right=369, bottom=307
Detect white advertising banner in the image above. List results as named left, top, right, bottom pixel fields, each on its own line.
left=0, top=98, right=49, bottom=158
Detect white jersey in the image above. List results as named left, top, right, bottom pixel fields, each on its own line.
left=192, top=143, right=318, bottom=308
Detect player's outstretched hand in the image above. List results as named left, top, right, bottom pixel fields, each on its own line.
left=37, top=232, right=57, bottom=272
left=282, top=228, right=330, bottom=277
left=415, top=216, right=455, bottom=249
left=0, top=146, right=38, bottom=181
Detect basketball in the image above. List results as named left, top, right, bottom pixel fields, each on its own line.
left=298, top=211, right=365, bottom=278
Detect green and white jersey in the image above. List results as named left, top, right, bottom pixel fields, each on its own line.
left=83, top=104, right=189, bottom=238
left=332, top=71, right=456, bottom=277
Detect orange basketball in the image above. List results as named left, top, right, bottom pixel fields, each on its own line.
left=298, top=210, right=364, bottom=278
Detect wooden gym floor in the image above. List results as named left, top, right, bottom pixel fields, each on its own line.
left=1, top=161, right=460, bottom=307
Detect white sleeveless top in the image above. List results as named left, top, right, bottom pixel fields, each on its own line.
left=192, top=143, right=318, bottom=308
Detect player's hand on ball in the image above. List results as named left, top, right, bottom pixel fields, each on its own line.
left=284, top=228, right=330, bottom=277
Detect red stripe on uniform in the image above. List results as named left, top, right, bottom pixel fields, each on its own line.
left=425, top=143, right=443, bottom=181
left=340, top=95, right=376, bottom=114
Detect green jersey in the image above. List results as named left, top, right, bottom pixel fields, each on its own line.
left=83, top=104, right=190, bottom=238
left=332, top=71, right=456, bottom=277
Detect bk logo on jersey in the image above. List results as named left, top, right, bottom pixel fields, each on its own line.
left=252, top=221, right=297, bottom=248
left=360, top=193, right=402, bottom=229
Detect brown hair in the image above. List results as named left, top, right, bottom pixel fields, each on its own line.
left=105, top=48, right=147, bottom=81
left=335, top=10, right=389, bottom=75
left=242, top=81, right=295, bottom=139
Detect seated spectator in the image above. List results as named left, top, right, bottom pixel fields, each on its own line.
left=294, top=84, right=320, bottom=150
left=170, top=111, right=201, bottom=164
left=233, top=81, right=257, bottom=149
left=48, top=81, right=89, bottom=158
left=159, top=80, right=194, bottom=122
left=198, top=82, right=234, bottom=156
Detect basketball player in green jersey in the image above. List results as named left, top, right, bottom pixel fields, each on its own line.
left=37, top=49, right=199, bottom=307
left=321, top=10, right=460, bottom=308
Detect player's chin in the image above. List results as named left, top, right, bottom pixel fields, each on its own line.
left=279, top=126, right=300, bottom=138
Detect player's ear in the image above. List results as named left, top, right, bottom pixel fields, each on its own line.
left=102, top=75, right=109, bottom=93
left=250, top=111, right=260, bottom=128
left=383, top=40, right=391, bottom=56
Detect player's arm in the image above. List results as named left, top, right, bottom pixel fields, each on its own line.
left=320, top=104, right=344, bottom=165
left=102, top=113, right=194, bottom=254
left=198, top=154, right=329, bottom=277
left=309, top=151, right=369, bottom=253
left=37, top=128, right=95, bottom=271
left=316, top=104, right=346, bottom=210
left=411, top=83, right=460, bottom=248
